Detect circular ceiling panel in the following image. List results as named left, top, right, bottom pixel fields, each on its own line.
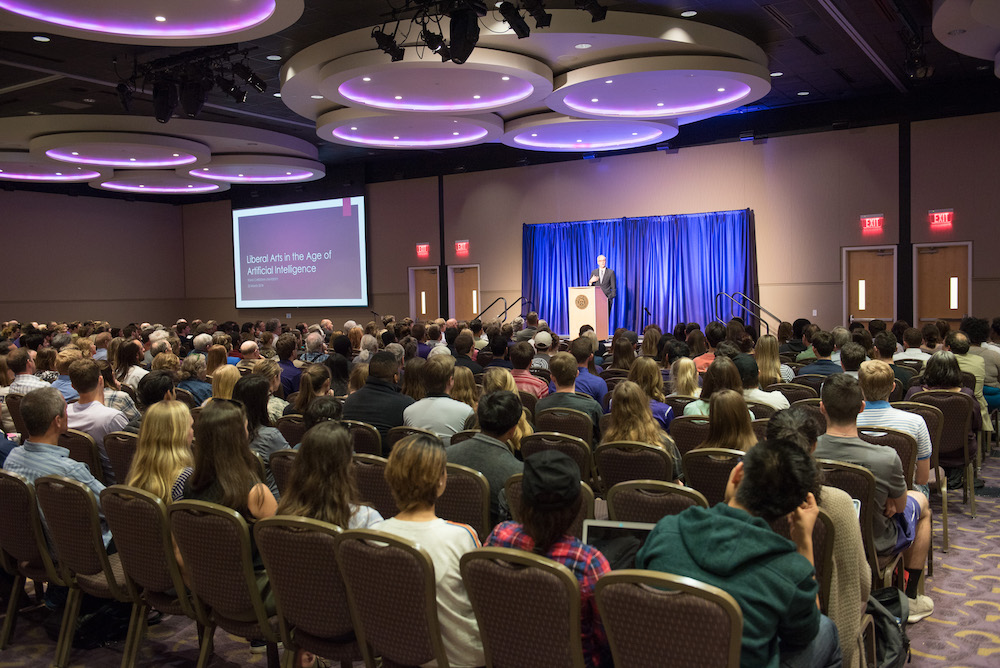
left=185, top=154, right=325, bottom=183
left=547, top=56, right=770, bottom=121
left=30, top=132, right=210, bottom=168
left=501, top=114, right=676, bottom=152
left=93, top=169, right=228, bottom=194
left=0, top=151, right=102, bottom=182
left=318, top=48, right=552, bottom=114
left=0, top=0, right=303, bottom=45
left=318, top=108, right=503, bottom=149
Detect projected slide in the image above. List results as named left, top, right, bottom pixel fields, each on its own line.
left=233, top=197, right=368, bottom=308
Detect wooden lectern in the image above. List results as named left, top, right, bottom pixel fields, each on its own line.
left=568, top=286, right=609, bottom=340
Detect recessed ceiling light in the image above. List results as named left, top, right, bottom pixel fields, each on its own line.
left=576, top=139, right=582, bottom=142
left=266, top=54, right=282, bottom=61
left=172, top=153, right=179, bottom=157
left=605, top=79, right=613, bottom=84
left=55, top=172, right=62, bottom=176
left=71, top=151, right=79, bottom=156
left=473, top=95, right=481, bottom=99
left=393, top=136, right=400, bottom=140
left=154, top=15, right=166, bottom=22
left=362, top=77, right=371, bottom=82
left=187, top=184, right=193, bottom=187
left=238, top=174, right=244, bottom=177
left=770, top=71, right=783, bottom=77
left=129, top=158, right=136, bottom=161
left=32, top=35, right=50, bottom=42
left=286, top=172, right=292, bottom=175
left=350, top=126, right=357, bottom=130
left=394, top=95, right=402, bottom=100
left=501, top=76, right=510, bottom=81
left=680, top=10, right=697, bottom=18
left=453, top=132, right=460, bottom=135
left=591, top=98, right=599, bottom=102
left=273, top=92, right=281, bottom=97
left=797, top=91, right=810, bottom=96
left=310, top=95, right=323, bottom=99
left=631, top=132, right=638, bottom=135
left=656, top=102, right=664, bottom=107
left=203, top=168, right=209, bottom=171
left=531, top=133, right=538, bottom=137
left=948, top=28, right=966, bottom=36
left=717, top=88, right=725, bottom=92
left=575, top=43, right=592, bottom=49
left=138, top=184, right=145, bottom=187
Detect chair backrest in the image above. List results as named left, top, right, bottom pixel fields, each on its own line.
left=907, top=373, right=924, bottom=389
left=959, top=371, right=976, bottom=391
left=461, top=547, right=585, bottom=668
left=764, top=382, right=818, bottom=403
left=663, top=395, right=698, bottom=417
left=341, top=419, right=382, bottom=456
left=745, top=401, right=776, bottom=419
left=255, top=516, right=361, bottom=662
left=352, top=454, right=398, bottom=519
left=35, top=475, right=130, bottom=601
left=505, top=474, right=595, bottom=539
left=790, top=397, right=827, bottom=434
left=604, top=377, right=626, bottom=395
left=792, top=374, right=827, bottom=395
left=681, top=448, right=745, bottom=507
left=334, top=529, right=449, bottom=668
left=437, top=463, right=490, bottom=540
left=530, top=367, right=551, bottom=383
left=594, top=442, right=673, bottom=489
left=276, top=414, right=308, bottom=446
left=189, top=405, right=202, bottom=427
left=595, top=570, right=743, bottom=668
left=0, top=470, right=62, bottom=585
left=521, top=431, right=595, bottom=484
left=104, top=431, right=138, bottom=483
left=450, top=429, right=479, bottom=446
left=121, top=383, right=138, bottom=404
left=606, top=480, right=708, bottom=523
left=386, top=425, right=438, bottom=452
left=891, top=401, right=944, bottom=467
left=894, top=359, right=923, bottom=375
left=909, top=390, right=975, bottom=466
left=599, top=413, right=613, bottom=439
left=269, top=449, right=298, bottom=497
left=817, top=459, right=879, bottom=578
left=536, top=407, right=594, bottom=446
left=100, top=485, right=197, bottom=619
left=858, top=427, right=918, bottom=490
left=168, top=500, right=278, bottom=640
left=5, top=393, right=27, bottom=441
left=669, top=415, right=710, bottom=455
left=285, top=391, right=300, bottom=407
left=769, top=506, right=835, bottom=612
left=173, top=387, right=199, bottom=409
left=600, top=368, right=629, bottom=380
left=888, top=378, right=905, bottom=402
left=750, top=418, right=769, bottom=442
left=58, top=428, right=104, bottom=484
left=518, top=391, right=538, bottom=422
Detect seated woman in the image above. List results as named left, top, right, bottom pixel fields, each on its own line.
left=177, top=354, right=212, bottom=405
left=204, top=344, right=229, bottom=379
left=486, top=450, right=612, bottom=668
left=233, top=375, right=290, bottom=498
left=603, top=380, right=682, bottom=481
left=151, top=352, right=181, bottom=377
left=756, top=333, right=795, bottom=385
left=668, top=356, right=701, bottom=398
left=371, top=434, right=485, bottom=668
left=283, top=364, right=332, bottom=416
left=348, top=363, right=369, bottom=394
left=451, top=366, right=479, bottom=411
left=605, top=336, right=636, bottom=372
left=208, top=364, right=240, bottom=403
left=480, top=367, right=533, bottom=456
left=627, top=356, right=674, bottom=429
left=252, top=358, right=288, bottom=424
left=683, top=356, right=754, bottom=418
left=128, top=399, right=194, bottom=502
left=696, top=389, right=758, bottom=452
left=400, top=357, right=426, bottom=402
left=321, top=352, right=351, bottom=397
left=115, top=340, right=149, bottom=390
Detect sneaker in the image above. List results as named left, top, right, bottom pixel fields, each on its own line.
left=250, top=640, right=267, bottom=654
left=907, top=594, right=934, bottom=623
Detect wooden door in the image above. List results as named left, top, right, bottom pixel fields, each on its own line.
left=451, top=265, right=480, bottom=321
left=411, top=268, right=439, bottom=320
left=915, top=243, right=970, bottom=327
left=845, top=248, right=895, bottom=323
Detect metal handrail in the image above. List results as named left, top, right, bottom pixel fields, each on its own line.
left=502, top=297, right=534, bottom=320
left=732, top=292, right=782, bottom=327
left=476, top=296, right=508, bottom=321
left=714, top=292, right=779, bottom=334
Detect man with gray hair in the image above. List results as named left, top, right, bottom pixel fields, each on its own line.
left=189, top=332, right=212, bottom=357
left=300, top=331, right=329, bottom=364
left=144, top=329, right=171, bottom=368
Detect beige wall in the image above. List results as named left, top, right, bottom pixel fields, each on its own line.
left=912, top=112, right=1000, bottom=320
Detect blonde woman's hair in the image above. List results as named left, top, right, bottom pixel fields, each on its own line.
left=755, top=334, right=783, bottom=389
left=699, top=389, right=757, bottom=452
left=603, top=380, right=664, bottom=446
left=211, top=364, right=241, bottom=400
left=151, top=352, right=180, bottom=375
left=480, top=367, right=533, bottom=452
left=384, top=433, right=447, bottom=513
left=628, top=356, right=666, bottom=403
left=451, top=365, right=479, bottom=409
left=127, top=400, right=193, bottom=502
left=252, top=358, right=280, bottom=381
left=670, top=357, right=699, bottom=396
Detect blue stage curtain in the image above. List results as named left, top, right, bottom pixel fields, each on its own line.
left=522, top=209, right=757, bottom=335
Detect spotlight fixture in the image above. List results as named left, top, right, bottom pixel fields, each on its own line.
left=575, top=0, right=607, bottom=22
left=449, top=4, right=483, bottom=64
left=215, top=74, right=247, bottom=103
left=116, top=81, right=133, bottom=112
left=232, top=62, right=267, bottom=93
left=420, top=27, right=452, bottom=62
left=179, top=67, right=212, bottom=118
left=373, top=28, right=405, bottom=62
left=522, top=0, right=551, bottom=28
left=152, top=76, right=178, bottom=123
left=903, top=38, right=933, bottom=80
left=498, top=2, right=530, bottom=38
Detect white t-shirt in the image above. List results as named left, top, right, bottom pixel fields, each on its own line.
left=404, top=396, right=474, bottom=446
left=122, top=365, right=149, bottom=390
left=371, top=517, right=485, bottom=668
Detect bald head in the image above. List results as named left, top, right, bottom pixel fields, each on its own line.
left=240, top=340, right=260, bottom=358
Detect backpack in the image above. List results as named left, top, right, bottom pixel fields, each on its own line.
left=866, top=587, right=911, bottom=668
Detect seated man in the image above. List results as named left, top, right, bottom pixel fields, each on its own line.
left=637, top=438, right=841, bottom=668
left=892, top=327, right=931, bottom=363
left=797, top=331, right=842, bottom=377
left=548, top=337, right=608, bottom=403
left=536, top=352, right=602, bottom=444
left=342, top=351, right=414, bottom=453
left=734, top=353, right=789, bottom=411
left=839, top=342, right=866, bottom=379
left=275, top=333, right=302, bottom=396
left=50, top=348, right=83, bottom=401
left=510, top=341, right=548, bottom=399
left=872, top=331, right=913, bottom=385
left=66, top=359, right=128, bottom=483
left=530, top=331, right=553, bottom=370
left=404, top=355, right=474, bottom=446
left=236, top=340, right=263, bottom=372
left=814, top=373, right=933, bottom=623
left=779, top=318, right=811, bottom=356
left=300, top=331, right=329, bottom=364
left=453, top=333, right=484, bottom=375
left=446, top=390, right=524, bottom=527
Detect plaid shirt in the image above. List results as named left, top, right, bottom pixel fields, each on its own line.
left=512, top=369, right=549, bottom=399
left=486, top=522, right=611, bottom=668
left=9, top=373, right=51, bottom=396
left=104, top=388, right=141, bottom=421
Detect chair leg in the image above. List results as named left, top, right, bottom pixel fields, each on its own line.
left=266, top=641, right=281, bottom=668
left=196, top=622, right=216, bottom=668
left=926, top=524, right=933, bottom=580
left=968, top=462, right=977, bottom=519
left=119, top=601, right=148, bottom=668
left=53, top=587, right=83, bottom=668
left=32, top=579, right=44, bottom=605
left=0, top=573, right=25, bottom=649
left=940, top=467, right=949, bottom=553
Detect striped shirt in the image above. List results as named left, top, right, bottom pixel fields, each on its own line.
left=857, top=400, right=932, bottom=461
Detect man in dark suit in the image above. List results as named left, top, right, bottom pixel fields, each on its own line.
left=589, top=254, right=616, bottom=311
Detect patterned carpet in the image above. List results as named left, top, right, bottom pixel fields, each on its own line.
left=2, top=460, right=1000, bottom=667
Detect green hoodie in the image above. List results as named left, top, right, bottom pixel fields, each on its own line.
left=636, top=503, right=819, bottom=668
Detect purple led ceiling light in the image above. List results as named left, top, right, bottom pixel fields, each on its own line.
left=185, top=155, right=325, bottom=183
left=0, top=166, right=100, bottom=181
left=331, top=127, right=489, bottom=148
left=101, top=181, right=221, bottom=193
left=337, top=75, right=534, bottom=113
left=0, top=0, right=276, bottom=37
left=190, top=168, right=315, bottom=183
left=45, top=148, right=198, bottom=168
left=513, top=127, right=664, bottom=150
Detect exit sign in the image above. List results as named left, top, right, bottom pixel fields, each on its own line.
left=860, top=214, right=884, bottom=233
left=929, top=209, right=953, bottom=230
left=455, top=240, right=470, bottom=257
left=416, top=242, right=430, bottom=259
